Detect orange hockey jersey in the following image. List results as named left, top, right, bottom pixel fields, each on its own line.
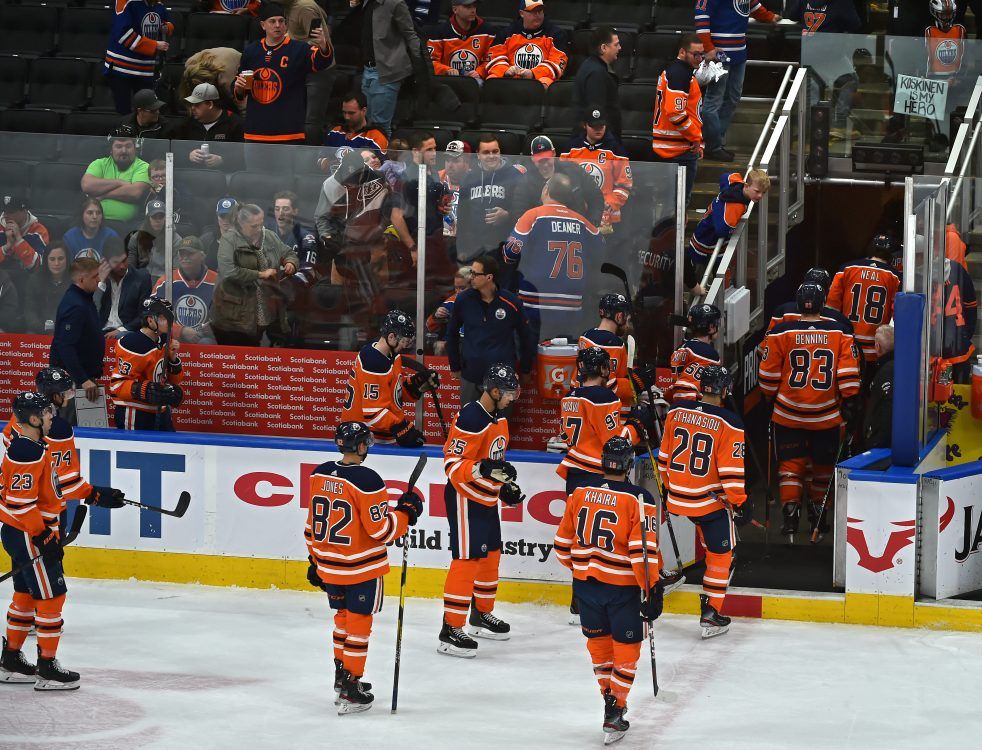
left=340, top=344, right=419, bottom=443
left=0, top=432, right=61, bottom=537
left=926, top=25, right=966, bottom=77
left=668, top=339, right=720, bottom=401
left=827, top=258, right=901, bottom=360
left=486, top=22, right=568, bottom=87
left=554, top=477, right=661, bottom=588
left=444, top=400, right=510, bottom=507
left=652, top=59, right=703, bottom=158
left=575, top=328, right=633, bottom=406
left=758, top=319, right=860, bottom=429
left=109, top=330, right=183, bottom=413
left=4, top=416, right=92, bottom=502
left=557, top=385, right=640, bottom=480
left=657, top=399, right=746, bottom=517
left=306, top=459, right=410, bottom=586
left=427, top=16, right=496, bottom=78
left=561, top=135, right=633, bottom=224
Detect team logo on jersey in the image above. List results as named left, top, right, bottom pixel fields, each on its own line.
left=495, top=308, right=506, bottom=320
left=176, top=294, right=209, bottom=329
left=75, top=247, right=100, bottom=261
left=488, top=436, right=507, bottom=461
left=580, top=162, right=605, bottom=189
left=935, top=39, right=960, bottom=67
left=450, top=49, right=480, bottom=74
left=252, top=68, right=284, bottom=105
left=515, top=44, right=543, bottom=70
left=733, top=0, right=752, bottom=16
left=142, top=12, right=163, bottom=39
left=220, top=0, right=249, bottom=9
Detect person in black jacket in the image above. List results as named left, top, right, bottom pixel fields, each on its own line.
left=118, top=89, right=171, bottom=139
left=515, top=135, right=604, bottom=226
left=96, top=238, right=153, bottom=336
left=573, top=26, right=622, bottom=139
left=174, top=83, right=245, bottom=172
left=863, top=325, right=894, bottom=449
left=50, top=257, right=106, bottom=415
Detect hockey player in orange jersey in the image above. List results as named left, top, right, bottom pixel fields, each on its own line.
left=439, top=364, right=526, bottom=657
left=767, top=268, right=853, bottom=334
left=658, top=365, right=750, bottom=638
left=759, top=283, right=860, bottom=541
left=667, top=303, right=722, bottom=401
left=486, top=0, right=568, bottom=88
left=305, top=421, right=423, bottom=714
left=554, top=436, right=662, bottom=745
left=826, top=234, right=901, bottom=363
left=340, top=310, right=439, bottom=448
left=109, top=296, right=184, bottom=431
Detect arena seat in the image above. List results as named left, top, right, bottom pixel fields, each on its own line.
left=620, top=134, right=654, bottom=163
left=618, top=83, right=657, bottom=138
left=0, top=161, right=34, bottom=198
left=293, top=173, right=327, bottom=222
left=87, top=65, right=121, bottom=113
left=228, top=171, right=279, bottom=211
left=0, top=110, right=62, bottom=163
left=458, top=129, right=524, bottom=157
left=26, top=58, right=92, bottom=112
left=588, top=0, right=654, bottom=33
left=0, top=56, right=30, bottom=109
left=541, top=79, right=577, bottom=132
left=32, top=161, right=88, bottom=219
left=548, top=1, right=589, bottom=31
left=0, top=4, right=58, bottom=57
left=184, top=13, right=251, bottom=58
left=174, top=167, right=229, bottom=228
left=63, top=111, right=124, bottom=137
left=415, top=76, right=481, bottom=131
left=58, top=7, right=113, bottom=61
left=634, top=31, right=682, bottom=84
left=479, top=78, right=544, bottom=132
left=654, top=5, right=696, bottom=31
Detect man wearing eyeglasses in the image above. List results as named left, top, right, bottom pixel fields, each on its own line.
left=652, top=33, right=706, bottom=205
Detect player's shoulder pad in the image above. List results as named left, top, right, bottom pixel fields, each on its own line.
left=768, top=318, right=841, bottom=336
left=357, top=343, right=394, bottom=375
left=572, top=384, right=620, bottom=405
left=46, top=416, right=75, bottom=442
left=5, top=433, right=46, bottom=463
left=683, top=339, right=720, bottom=359
left=580, top=328, right=625, bottom=347
left=455, top=401, right=495, bottom=433
left=117, top=330, right=159, bottom=356
left=312, top=460, right=386, bottom=494
left=667, top=398, right=701, bottom=413
left=698, top=401, right=745, bottom=431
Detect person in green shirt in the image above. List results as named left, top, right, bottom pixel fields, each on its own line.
left=80, top=128, right=151, bottom=226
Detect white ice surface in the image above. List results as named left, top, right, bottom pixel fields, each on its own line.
left=1, top=578, right=980, bottom=750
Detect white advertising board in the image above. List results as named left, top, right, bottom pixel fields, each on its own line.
left=921, top=467, right=982, bottom=599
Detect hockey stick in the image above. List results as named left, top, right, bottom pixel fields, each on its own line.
left=764, top=421, right=774, bottom=552
left=600, top=262, right=633, bottom=302
left=0, top=505, right=88, bottom=585
left=119, top=491, right=191, bottom=519
left=431, top=390, right=449, bottom=440
left=391, top=453, right=428, bottom=714
left=810, top=434, right=851, bottom=544
left=636, top=493, right=658, bottom=698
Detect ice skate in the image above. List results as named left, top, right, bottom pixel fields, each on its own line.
left=336, top=669, right=373, bottom=715
left=660, top=567, right=686, bottom=595
left=602, top=689, right=630, bottom=744
left=34, top=653, right=80, bottom=691
left=700, top=595, right=731, bottom=639
left=781, top=502, right=801, bottom=544
left=0, top=638, right=36, bottom=684
left=468, top=605, right=510, bottom=640
left=438, top=622, right=478, bottom=658
left=334, top=659, right=371, bottom=705
left=568, top=594, right=580, bottom=625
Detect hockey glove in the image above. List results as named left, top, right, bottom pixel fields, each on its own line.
left=139, top=381, right=183, bottom=407
left=393, top=420, right=425, bottom=448
left=840, top=396, right=861, bottom=431
left=499, top=481, right=526, bottom=506
left=623, top=416, right=648, bottom=444
left=86, top=486, right=126, bottom=509
left=32, top=529, right=63, bottom=565
left=640, top=581, right=664, bottom=621
left=733, top=497, right=754, bottom=528
left=395, top=491, right=424, bottom=526
left=306, top=556, right=327, bottom=592
left=628, top=365, right=657, bottom=394
left=406, top=369, right=440, bottom=399
left=475, top=459, right=517, bottom=483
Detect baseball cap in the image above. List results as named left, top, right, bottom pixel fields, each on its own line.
left=446, top=140, right=472, bottom=158
left=185, top=83, right=220, bottom=104
left=2, top=193, right=29, bottom=211
left=178, top=236, right=205, bottom=254
left=146, top=199, right=166, bottom=217
left=133, top=89, right=165, bottom=111
left=520, top=0, right=545, bottom=9
left=585, top=107, right=607, bottom=126
left=530, top=135, right=555, bottom=161
left=259, top=2, right=286, bottom=20
left=216, top=196, right=237, bottom=216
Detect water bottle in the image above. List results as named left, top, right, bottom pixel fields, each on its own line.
left=972, top=355, right=982, bottom=420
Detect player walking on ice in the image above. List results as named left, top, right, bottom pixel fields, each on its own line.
left=554, top=437, right=663, bottom=745
left=305, top=421, right=423, bottom=715
left=658, top=365, right=750, bottom=638
left=439, top=364, right=525, bottom=657
left=667, top=303, right=722, bottom=401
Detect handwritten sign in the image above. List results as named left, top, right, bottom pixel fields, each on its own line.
left=893, top=75, right=948, bottom=121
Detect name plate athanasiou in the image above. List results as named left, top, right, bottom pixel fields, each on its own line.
left=893, top=75, right=949, bottom=121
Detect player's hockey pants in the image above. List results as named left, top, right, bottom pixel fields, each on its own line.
left=325, top=577, right=383, bottom=679
left=774, top=425, right=839, bottom=507
left=692, top=508, right=735, bottom=613
left=2, top=524, right=67, bottom=657
left=574, top=578, right=642, bottom=708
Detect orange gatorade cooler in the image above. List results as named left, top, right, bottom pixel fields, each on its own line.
left=537, top=339, right=578, bottom=399
left=972, top=356, right=982, bottom=420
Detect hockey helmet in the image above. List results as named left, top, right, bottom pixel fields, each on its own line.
left=576, top=347, right=611, bottom=380
left=141, top=295, right=175, bottom=324
left=380, top=310, right=416, bottom=342
left=869, top=233, right=896, bottom=258
left=599, top=293, right=632, bottom=321
left=35, top=367, right=74, bottom=398
left=699, top=364, right=732, bottom=396
left=12, top=392, right=53, bottom=424
left=483, top=363, right=520, bottom=395
left=796, top=282, right=826, bottom=314
left=687, top=303, right=722, bottom=335
left=803, top=267, right=831, bottom=291
left=930, top=0, right=956, bottom=30
left=335, top=421, right=375, bottom=454
left=601, top=436, right=635, bottom=475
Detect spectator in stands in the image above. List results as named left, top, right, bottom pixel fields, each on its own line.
left=439, top=140, right=471, bottom=241
left=696, top=0, right=780, bottom=161
left=81, top=128, right=152, bottom=227
left=390, top=131, right=451, bottom=270
left=145, top=159, right=189, bottom=226
left=200, top=196, right=238, bottom=270
left=863, top=325, right=895, bottom=449
left=426, top=266, right=471, bottom=355
left=428, top=0, right=496, bottom=80
left=455, top=133, right=526, bottom=264
left=51, top=257, right=105, bottom=412
left=361, top=149, right=383, bottom=170
left=379, top=138, right=410, bottom=191
left=202, top=0, right=260, bottom=15
left=97, top=237, right=153, bottom=336
left=350, top=0, right=426, bottom=136
left=234, top=2, right=334, bottom=153
left=103, top=0, right=173, bottom=114
left=446, top=253, right=535, bottom=414
left=0, top=270, right=22, bottom=334
left=561, top=114, right=633, bottom=232
left=269, top=191, right=319, bottom=270
left=120, top=89, right=170, bottom=139
left=25, top=243, right=71, bottom=335
left=177, top=83, right=246, bottom=171
left=652, top=33, right=706, bottom=205
left=153, top=235, right=218, bottom=344
left=573, top=26, right=622, bottom=138
left=212, top=203, right=300, bottom=346
left=487, top=0, right=568, bottom=88
left=133, top=200, right=183, bottom=280
left=0, top=193, right=47, bottom=286
left=63, top=198, right=120, bottom=262
left=317, top=91, right=389, bottom=172
left=518, top=135, right=604, bottom=227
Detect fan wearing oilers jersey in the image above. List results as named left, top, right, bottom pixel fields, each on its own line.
left=428, top=0, right=497, bottom=80
left=152, top=236, right=217, bottom=344
left=486, top=0, right=569, bottom=88
left=103, top=1, right=174, bottom=114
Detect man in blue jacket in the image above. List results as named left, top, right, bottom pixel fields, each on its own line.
left=445, top=254, right=535, bottom=415
left=50, top=258, right=106, bottom=422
